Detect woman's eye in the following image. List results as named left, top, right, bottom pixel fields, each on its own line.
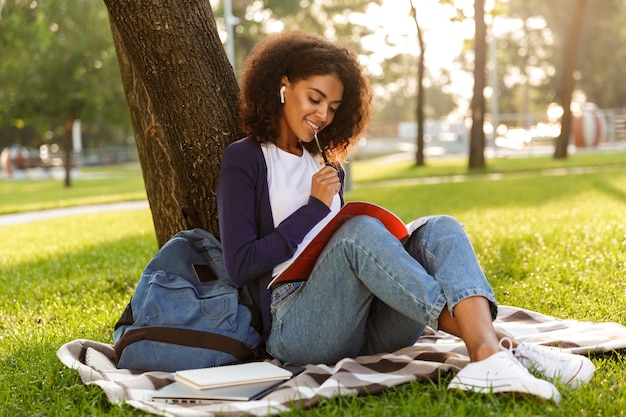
left=309, top=96, right=338, bottom=113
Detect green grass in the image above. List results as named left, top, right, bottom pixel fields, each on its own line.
left=1, top=153, right=626, bottom=416
left=0, top=165, right=146, bottom=215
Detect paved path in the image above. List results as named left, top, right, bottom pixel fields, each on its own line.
left=353, top=163, right=625, bottom=189
left=0, top=200, right=149, bottom=227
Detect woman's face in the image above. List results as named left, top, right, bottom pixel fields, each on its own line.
left=279, top=74, right=344, bottom=144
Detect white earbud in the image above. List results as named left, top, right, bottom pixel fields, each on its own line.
left=279, top=86, right=286, bottom=104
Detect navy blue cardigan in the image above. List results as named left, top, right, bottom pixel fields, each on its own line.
left=217, top=137, right=345, bottom=340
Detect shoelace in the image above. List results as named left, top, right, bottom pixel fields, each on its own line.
left=499, top=337, right=532, bottom=367
left=499, top=336, right=515, bottom=352
left=517, top=344, right=566, bottom=374
left=506, top=338, right=566, bottom=374
left=498, top=337, right=531, bottom=372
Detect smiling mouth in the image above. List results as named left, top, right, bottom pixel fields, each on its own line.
left=306, top=119, right=320, bottom=131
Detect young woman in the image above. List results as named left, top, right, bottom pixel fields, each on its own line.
left=217, top=31, right=594, bottom=403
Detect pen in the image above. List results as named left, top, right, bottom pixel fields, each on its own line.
left=313, top=131, right=331, bottom=166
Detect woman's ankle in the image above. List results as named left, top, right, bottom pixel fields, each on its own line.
left=468, top=343, right=502, bottom=362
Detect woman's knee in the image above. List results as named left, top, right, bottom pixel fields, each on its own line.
left=424, top=215, right=465, bottom=237
left=347, top=215, right=384, bottom=229
left=429, top=214, right=462, bottom=229
left=337, top=215, right=388, bottom=240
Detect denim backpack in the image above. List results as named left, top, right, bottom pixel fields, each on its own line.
left=113, top=228, right=262, bottom=372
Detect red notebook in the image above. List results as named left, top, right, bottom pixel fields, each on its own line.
left=267, top=201, right=424, bottom=289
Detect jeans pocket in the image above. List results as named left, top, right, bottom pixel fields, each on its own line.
left=270, top=281, right=305, bottom=318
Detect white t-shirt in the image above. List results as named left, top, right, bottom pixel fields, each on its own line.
left=261, top=143, right=340, bottom=276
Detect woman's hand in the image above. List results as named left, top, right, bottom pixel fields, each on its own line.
left=310, top=166, right=340, bottom=207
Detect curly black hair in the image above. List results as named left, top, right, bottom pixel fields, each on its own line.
left=239, top=31, right=372, bottom=162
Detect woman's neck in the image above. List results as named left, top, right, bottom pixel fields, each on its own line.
left=275, top=140, right=303, bottom=156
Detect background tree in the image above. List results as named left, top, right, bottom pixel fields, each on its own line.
left=0, top=0, right=129, bottom=184
left=553, top=0, right=587, bottom=159
left=469, top=0, right=487, bottom=169
left=409, top=0, right=426, bottom=166
left=490, top=1, right=556, bottom=124
left=515, top=0, right=626, bottom=111
left=104, top=0, right=240, bottom=246
left=575, top=0, right=626, bottom=109
left=490, top=0, right=623, bottom=154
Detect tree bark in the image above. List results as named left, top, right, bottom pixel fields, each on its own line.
left=554, top=0, right=587, bottom=159
left=469, top=0, right=487, bottom=170
left=103, top=0, right=241, bottom=246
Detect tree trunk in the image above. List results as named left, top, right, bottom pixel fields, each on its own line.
left=554, top=0, right=587, bottom=159
left=416, top=45, right=425, bottom=167
left=64, top=116, right=73, bottom=188
left=469, top=0, right=487, bottom=170
left=103, top=0, right=241, bottom=246
left=410, top=0, right=425, bottom=167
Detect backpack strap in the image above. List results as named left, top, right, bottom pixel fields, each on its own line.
left=114, top=327, right=256, bottom=364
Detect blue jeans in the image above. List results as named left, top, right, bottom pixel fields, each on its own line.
left=266, top=215, right=498, bottom=365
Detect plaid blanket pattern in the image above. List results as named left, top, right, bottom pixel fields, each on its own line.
left=57, top=306, right=626, bottom=416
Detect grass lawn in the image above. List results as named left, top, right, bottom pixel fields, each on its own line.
left=0, top=165, right=147, bottom=215
left=1, top=152, right=626, bottom=415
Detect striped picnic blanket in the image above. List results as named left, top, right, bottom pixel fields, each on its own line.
left=57, top=306, right=626, bottom=416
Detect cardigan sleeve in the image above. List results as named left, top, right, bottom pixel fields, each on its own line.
left=217, top=139, right=331, bottom=287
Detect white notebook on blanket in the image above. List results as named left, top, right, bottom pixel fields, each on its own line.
left=150, top=379, right=287, bottom=403
left=174, top=362, right=294, bottom=390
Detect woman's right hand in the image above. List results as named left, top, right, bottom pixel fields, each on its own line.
left=310, top=166, right=340, bottom=207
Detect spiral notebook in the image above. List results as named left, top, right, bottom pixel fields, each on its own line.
left=174, top=361, right=294, bottom=390
left=150, top=379, right=286, bottom=403
left=152, top=364, right=304, bottom=403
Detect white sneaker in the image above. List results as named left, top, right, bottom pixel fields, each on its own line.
left=514, top=342, right=595, bottom=388
left=448, top=350, right=561, bottom=404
